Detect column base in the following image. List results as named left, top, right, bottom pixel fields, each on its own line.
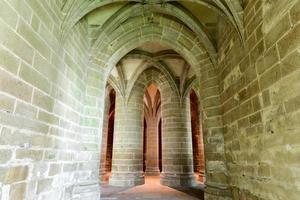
left=109, top=171, right=145, bottom=187
left=198, top=171, right=206, bottom=183
left=72, top=181, right=100, bottom=200
left=145, top=167, right=160, bottom=176
left=99, top=171, right=110, bottom=183
left=160, top=172, right=196, bottom=187
left=204, top=183, right=232, bottom=200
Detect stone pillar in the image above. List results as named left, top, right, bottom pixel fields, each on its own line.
left=109, top=92, right=144, bottom=186
left=145, top=116, right=160, bottom=175
left=160, top=93, right=195, bottom=187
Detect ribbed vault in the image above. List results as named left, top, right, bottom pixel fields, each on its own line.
left=61, top=0, right=244, bottom=41
left=108, top=48, right=195, bottom=103
left=60, top=0, right=244, bottom=65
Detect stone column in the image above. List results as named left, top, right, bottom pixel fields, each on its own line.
left=109, top=92, right=144, bottom=186
left=145, top=116, right=160, bottom=175
left=160, top=93, right=195, bottom=187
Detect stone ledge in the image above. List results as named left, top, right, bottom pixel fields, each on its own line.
left=72, top=181, right=100, bottom=200
left=109, top=171, right=145, bottom=187
left=160, top=172, right=196, bottom=187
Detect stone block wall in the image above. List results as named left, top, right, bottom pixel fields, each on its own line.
left=218, top=0, right=300, bottom=199
left=0, top=0, right=101, bottom=199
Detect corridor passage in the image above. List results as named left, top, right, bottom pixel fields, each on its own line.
left=101, top=176, right=204, bottom=200
left=1, top=0, right=300, bottom=199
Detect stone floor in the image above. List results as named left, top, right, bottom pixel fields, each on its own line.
left=100, top=176, right=205, bottom=200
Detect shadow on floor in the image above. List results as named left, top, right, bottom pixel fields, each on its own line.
left=100, top=176, right=204, bottom=200
left=170, top=184, right=205, bottom=200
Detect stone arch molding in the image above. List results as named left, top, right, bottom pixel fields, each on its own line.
left=91, top=14, right=213, bottom=124
left=124, top=50, right=197, bottom=99
left=61, top=0, right=244, bottom=44
left=130, top=67, right=173, bottom=97
left=116, top=49, right=196, bottom=103
left=125, top=61, right=180, bottom=103
left=90, top=14, right=206, bottom=73
left=89, top=3, right=218, bottom=65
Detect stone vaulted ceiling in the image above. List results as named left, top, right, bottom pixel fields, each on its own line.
left=60, top=0, right=244, bottom=98
left=61, top=0, right=244, bottom=53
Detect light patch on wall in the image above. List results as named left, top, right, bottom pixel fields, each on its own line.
left=1, top=185, right=10, bottom=200
left=121, top=59, right=144, bottom=80
left=223, top=66, right=242, bottom=91
left=163, top=58, right=186, bottom=77
left=178, top=1, right=218, bottom=24
left=263, top=0, right=296, bottom=34
left=110, top=67, right=119, bottom=78
left=87, top=3, right=126, bottom=26
left=137, top=42, right=170, bottom=53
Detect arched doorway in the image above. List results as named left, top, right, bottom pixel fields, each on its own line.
left=190, top=89, right=205, bottom=183
left=143, top=84, right=161, bottom=176
left=99, top=87, right=116, bottom=182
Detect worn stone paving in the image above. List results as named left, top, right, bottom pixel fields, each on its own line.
left=101, top=176, right=204, bottom=200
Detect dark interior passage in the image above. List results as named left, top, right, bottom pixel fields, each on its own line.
left=101, top=176, right=204, bottom=200
left=105, top=89, right=116, bottom=173
left=190, top=90, right=206, bottom=182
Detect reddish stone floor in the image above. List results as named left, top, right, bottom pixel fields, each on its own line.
left=101, top=176, right=204, bottom=200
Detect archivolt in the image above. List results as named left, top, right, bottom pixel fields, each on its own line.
left=89, top=3, right=217, bottom=64
left=121, top=50, right=196, bottom=100
left=125, top=60, right=179, bottom=102
left=90, top=14, right=210, bottom=74
left=61, top=0, right=244, bottom=43
left=123, top=49, right=182, bottom=60
left=127, top=67, right=176, bottom=104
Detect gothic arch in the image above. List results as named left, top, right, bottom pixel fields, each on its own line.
left=61, top=0, right=244, bottom=43
left=86, top=14, right=231, bottom=198
left=90, top=14, right=208, bottom=75
left=89, top=3, right=217, bottom=64
left=125, top=59, right=179, bottom=102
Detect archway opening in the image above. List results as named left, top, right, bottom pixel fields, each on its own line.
left=101, top=39, right=208, bottom=199
left=106, top=89, right=116, bottom=174
left=143, top=84, right=161, bottom=176
left=158, top=119, right=162, bottom=172
left=99, top=87, right=116, bottom=183
left=190, top=89, right=205, bottom=183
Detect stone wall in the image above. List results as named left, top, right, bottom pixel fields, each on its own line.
left=218, top=0, right=300, bottom=199
left=0, top=0, right=100, bottom=199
